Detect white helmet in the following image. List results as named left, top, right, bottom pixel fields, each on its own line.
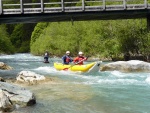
left=66, top=51, right=70, bottom=54
left=78, top=51, right=83, bottom=55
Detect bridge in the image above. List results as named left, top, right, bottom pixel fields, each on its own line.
left=0, top=0, right=150, bottom=27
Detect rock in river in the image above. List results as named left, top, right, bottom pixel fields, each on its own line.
left=0, top=81, right=36, bottom=112
left=16, top=71, right=46, bottom=85
left=0, top=62, right=13, bottom=70
left=101, top=60, right=150, bottom=72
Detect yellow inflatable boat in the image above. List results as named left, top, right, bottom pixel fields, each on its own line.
left=54, top=61, right=101, bottom=73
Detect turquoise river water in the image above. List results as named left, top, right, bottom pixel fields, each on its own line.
left=0, top=53, right=150, bottom=113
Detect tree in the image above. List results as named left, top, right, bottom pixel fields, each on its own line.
left=0, top=25, right=14, bottom=54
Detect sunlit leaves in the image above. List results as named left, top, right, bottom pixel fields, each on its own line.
left=30, top=19, right=149, bottom=59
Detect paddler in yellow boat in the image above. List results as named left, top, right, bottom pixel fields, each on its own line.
left=54, top=51, right=98, bottom=72
left=62, top=51, right=73, bottom=65
left=73, top=51, right=88, bottom=65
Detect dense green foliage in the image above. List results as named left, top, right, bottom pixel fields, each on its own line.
left=30, top=19, right=150, bottom=59
left=0, top=23, right=35, bottom=54
left=0, top=25, right=14, bottom=54
left=9, top=24, right=36, bottom=53
left=30, top=23, right=48, bottom=46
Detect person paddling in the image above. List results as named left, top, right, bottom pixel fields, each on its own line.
left=62, top=51, right=73, bottom=65
left=73, top=51, right=88, bottom=65
left=44, top=50, right=49, bottom=63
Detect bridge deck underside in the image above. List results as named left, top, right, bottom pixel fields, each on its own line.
left=0, top=9, right=149, bottom=24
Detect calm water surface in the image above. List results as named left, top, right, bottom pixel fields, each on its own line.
left=0, top=53, right=150, bottom=113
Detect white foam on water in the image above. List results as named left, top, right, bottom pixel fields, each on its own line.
left=33, top=66, right=79, bottom=76
left=97, top=78, right=140, bottom=85
left=111, top=71, right=122, bottom=77
left=110, top=71, right=132, bottom=78
left=127, top=60, right=143, bottom=65
left=110, top=71, right=148, bottom=79
left=145, top=74, right=150, bottom=84
left=34, top=66, right=55, bottom=73
left=17, top=63, right=29, bottom=66
left=0, top=53, right=43, bottom=62
left=78, top=71, right=146, bottom=86
left=0, top=54, right=14, bottom=59
left=80, top=78, right=140, bottom=85
left=145, top=77, right=150, bottom=83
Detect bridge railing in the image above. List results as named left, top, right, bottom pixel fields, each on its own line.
left=0, top=0, right=150, bottom=15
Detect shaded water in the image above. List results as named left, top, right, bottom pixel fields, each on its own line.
left=0, top=54, right=150, bottom=113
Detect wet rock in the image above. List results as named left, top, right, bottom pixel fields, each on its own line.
left=101, top=60, right=150, bottom=72
left=0, top=77, right=5, bottom=82
left=16, top=71, right=46, bottom=85
left=0, top=82, right=36, bottom=108
left=0, top=89, right=14, bottom=112
left=0, top=62, right=13, bottom=70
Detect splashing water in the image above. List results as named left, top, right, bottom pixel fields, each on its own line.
left=0, top=53, right=150, bottom=113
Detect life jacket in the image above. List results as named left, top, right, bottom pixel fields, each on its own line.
left=65, top=56, right=71, bottom=63
left=74, top=56, right=85, bottom=65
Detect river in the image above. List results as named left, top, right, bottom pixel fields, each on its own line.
left=0, top=53, right=150, bottom=113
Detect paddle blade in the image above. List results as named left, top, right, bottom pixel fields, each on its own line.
left=63, top=68, right=68, bottom=71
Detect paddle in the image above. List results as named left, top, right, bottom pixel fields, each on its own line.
left=63, top=57, right=88, bottom=71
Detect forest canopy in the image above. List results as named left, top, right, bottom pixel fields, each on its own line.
left=30, top=19, right=150, bottom=60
